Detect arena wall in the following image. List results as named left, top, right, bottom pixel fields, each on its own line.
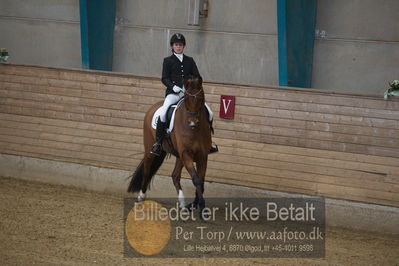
left=1, top=63, right=398, bottom=208
left=0, top=0, right=398, bottom=93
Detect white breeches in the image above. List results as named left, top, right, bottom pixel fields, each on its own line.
left=159, top=93, right=182, bottom=122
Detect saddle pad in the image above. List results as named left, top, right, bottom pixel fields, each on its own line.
left=151, top=99, right=184, bottom=133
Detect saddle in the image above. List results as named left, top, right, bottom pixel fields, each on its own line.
left=152, top=100, right=212, bottom=133
left=151, top=100, right=184, bottom=133
left=151, top=100, right=216, bottom=157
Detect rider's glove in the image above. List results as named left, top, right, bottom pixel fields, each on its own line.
left=173, top=85, right=183, bottom=93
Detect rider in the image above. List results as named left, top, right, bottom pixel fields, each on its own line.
left=150, top=33, right=218, bottom=156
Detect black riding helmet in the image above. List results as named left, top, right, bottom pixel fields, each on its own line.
left=170, top=33, right=186, bottom=46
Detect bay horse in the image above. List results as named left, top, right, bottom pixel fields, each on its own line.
left=127, top=77, right=212, bottom=218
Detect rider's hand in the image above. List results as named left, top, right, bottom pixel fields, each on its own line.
left=173, top=85, right=183, bottom=93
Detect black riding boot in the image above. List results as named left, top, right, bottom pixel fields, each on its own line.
left=150, top=120, right=167, bottom=156
left=208, top=119, right=219, bottom=154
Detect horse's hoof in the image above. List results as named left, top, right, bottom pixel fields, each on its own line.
left=135, top=196, right=145, bottom=203
left=179, top=207, right=190, bottom=215
left=185, top=202, right=197, bottom=212
left=135, top=190, right=146, bottom=203
left=199, top=212, right=205, bottom=221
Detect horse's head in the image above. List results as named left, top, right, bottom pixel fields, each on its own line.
left=183, top=77, right=205, bottom=129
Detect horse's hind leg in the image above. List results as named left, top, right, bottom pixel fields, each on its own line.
left=172, top=158, right=185, bottom=208
left=137, top=155, right=154, bottom=201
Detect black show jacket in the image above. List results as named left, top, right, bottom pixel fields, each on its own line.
left=161, top=54, right=201, bottom=96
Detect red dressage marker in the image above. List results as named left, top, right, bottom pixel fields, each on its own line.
left=219, top=95, right=235, bottom=119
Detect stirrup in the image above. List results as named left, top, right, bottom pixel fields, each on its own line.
left=150, top=143, right=162, bottom=156
left=209, top=144, right=219, bottom=154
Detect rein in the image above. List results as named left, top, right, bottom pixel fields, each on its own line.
left=184, top=88, right=203, bottom=98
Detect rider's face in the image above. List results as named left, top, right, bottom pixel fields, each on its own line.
left=172, top=43, right=184, bottom=54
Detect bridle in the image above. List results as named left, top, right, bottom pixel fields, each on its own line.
left=183, top=87, right=204, bottom=126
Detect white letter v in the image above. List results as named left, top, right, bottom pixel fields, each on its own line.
left=222, top=99, right=232, bottom=114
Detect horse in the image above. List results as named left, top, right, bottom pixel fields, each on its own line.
left=127, top=77, right=212, bottom=218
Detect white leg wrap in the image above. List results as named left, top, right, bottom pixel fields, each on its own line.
left=178, top=190, right=185, bottom=208
left=137, top=190, right=146, bottom=202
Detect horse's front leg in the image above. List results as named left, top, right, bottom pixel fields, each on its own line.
left=196, top=156, right=207, bottom=196
left=172, top=158, right=185, bottom=208
left=193, top=156, right=207, bottom=212
left=182, top=152, right=205, bottom=218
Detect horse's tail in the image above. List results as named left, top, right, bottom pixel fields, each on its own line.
left=127, top=151, right=167, bottom=193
